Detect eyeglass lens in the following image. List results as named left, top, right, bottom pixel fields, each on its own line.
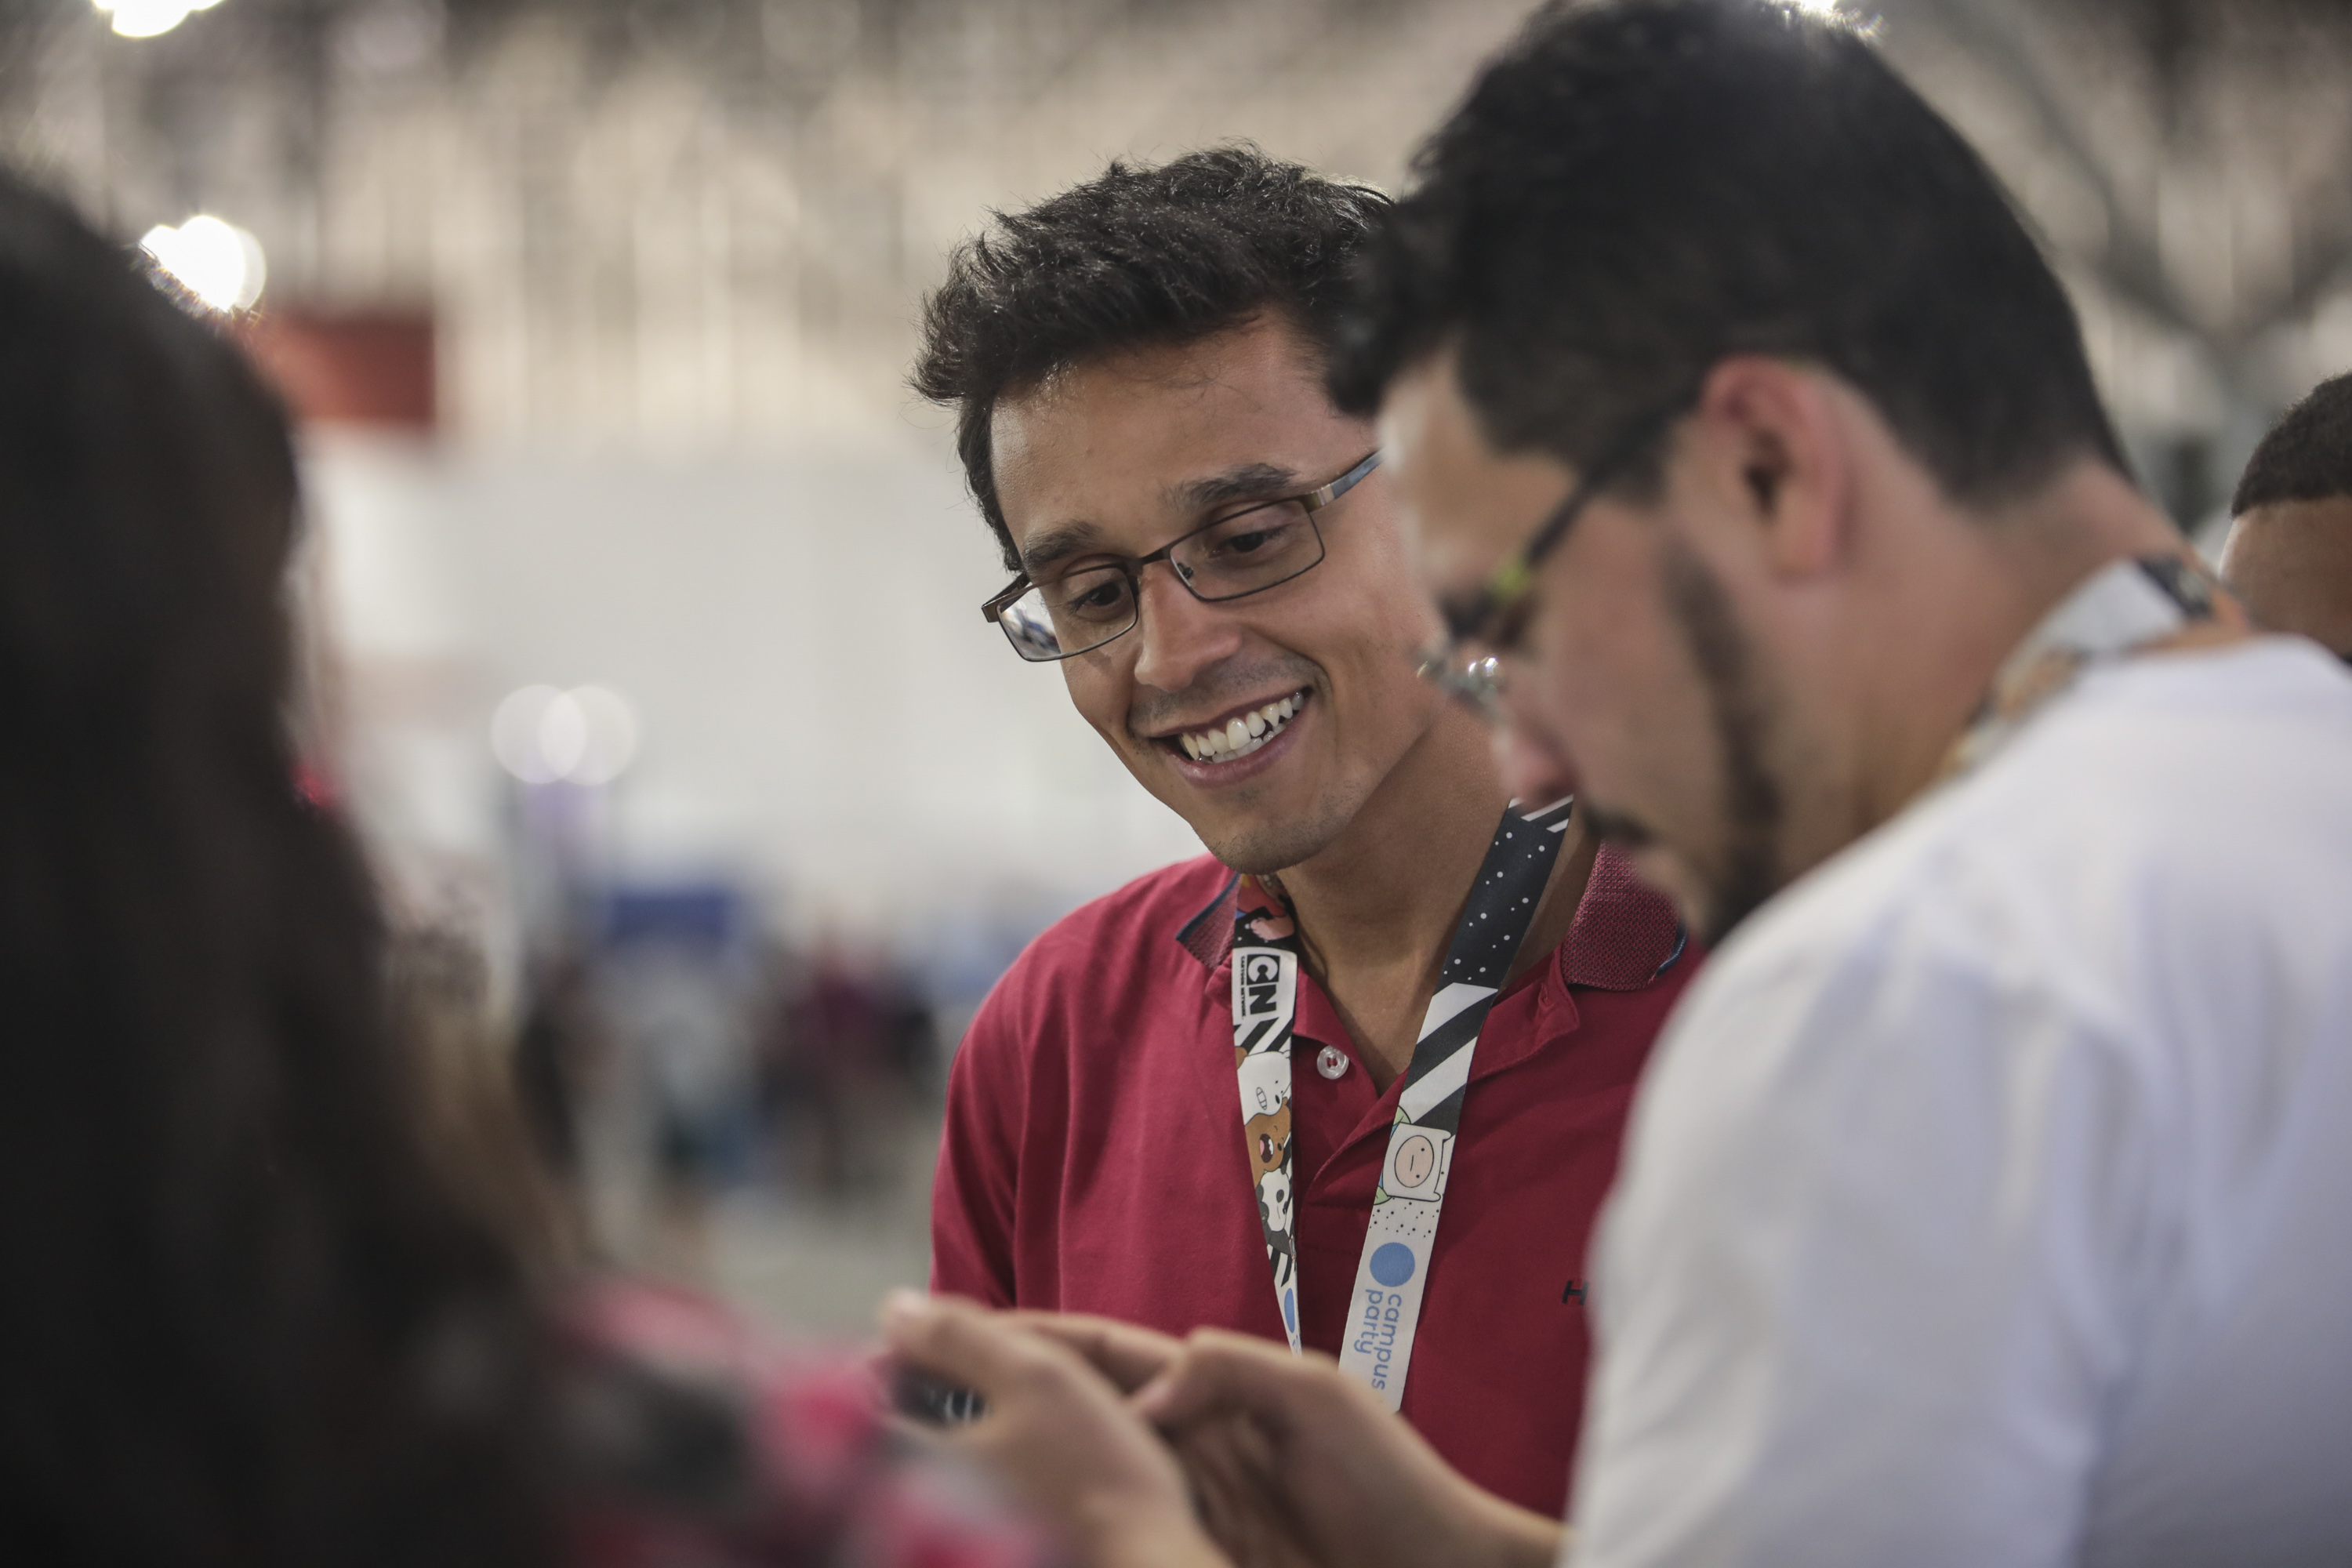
left=995, top=498, right=1325, bottom=661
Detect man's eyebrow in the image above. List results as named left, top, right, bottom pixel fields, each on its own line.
left=1018, top=521, right=1109, bottom=575
left=1169, top=463, right=1299, bottom=515
left=1017, top=463, right=1301, bottom=575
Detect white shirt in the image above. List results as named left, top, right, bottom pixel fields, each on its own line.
left=1569, top=637, right=2352, bottom=1568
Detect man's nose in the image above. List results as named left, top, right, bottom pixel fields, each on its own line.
left=1129, top=564, right=1245, bottom=692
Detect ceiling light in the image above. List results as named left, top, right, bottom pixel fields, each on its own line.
left=139, top=215, right=266, bottom=313
left=94, top=0, right=224, bottom=42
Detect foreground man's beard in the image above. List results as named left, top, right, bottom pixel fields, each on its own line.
left=1663, top=537, right=1786, bottom=946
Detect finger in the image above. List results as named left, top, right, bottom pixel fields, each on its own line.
left=1175, top=1421, right=1317, bottom=1568
left=1006, top=1311, right=1185, bottom=1392
left=1138, top=1330, right=1356, bottom=1434
left=880, top=1290, right=1083, bottom=1403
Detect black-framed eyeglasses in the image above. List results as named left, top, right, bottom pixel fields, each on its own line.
left=1420, top=397, right=1691, bottom=716
left=982, top=450, right=1382, bottom=662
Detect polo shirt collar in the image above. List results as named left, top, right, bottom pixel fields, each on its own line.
left=1558, top=844, right=1687, bottom=990
left=1172, top=840, right=1686, bottom=996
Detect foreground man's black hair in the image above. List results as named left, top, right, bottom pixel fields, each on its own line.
left=913, top=144, right=1388, bottom=568
left=1331, top=0, right=2126, bottom=506
left=2233, top=372, right=2352, bottom=514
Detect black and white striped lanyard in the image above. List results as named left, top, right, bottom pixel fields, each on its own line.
left=1229, top=796, right=1573, bottom=1406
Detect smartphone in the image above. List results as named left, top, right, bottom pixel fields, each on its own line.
left=891, top=1362, right=988, bottom=1426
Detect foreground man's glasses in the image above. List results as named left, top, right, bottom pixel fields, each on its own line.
left=982, top=451, right=1382, bottom=662
left=1419, top=397, right=1691, bottom=718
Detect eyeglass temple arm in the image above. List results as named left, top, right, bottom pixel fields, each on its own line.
left=982, top=575, right=1033, bottom=623
left=1301, top=449, right=1382, bottom=513
left=1492, top=397, right=1691, bottom=608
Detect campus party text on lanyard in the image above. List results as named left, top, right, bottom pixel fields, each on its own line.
left=1229, top=796, right=1573, bottom=1411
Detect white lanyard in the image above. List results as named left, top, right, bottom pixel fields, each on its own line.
left=1230, top=797, right=1573, bottom=1408
left=1948, top=555, right=2232, bottom=775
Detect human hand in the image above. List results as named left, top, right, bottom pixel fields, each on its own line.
left=1164, top=1410, right=1325, bottom=1568
left=982, top=1313, right=1316, bottom=1568
left=1002, top=1311, right=1185, bottom=1394
left=880, top=1292, right=1229, bottom=1568
left=1135, top=1330, right=1563, bottom=1568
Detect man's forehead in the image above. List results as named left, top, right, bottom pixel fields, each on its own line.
left=1378, top=354, right=1577, bottom=586
left=991, top=318, right=1323, bottom=467
left=992, top=325, right=1363, bottom=562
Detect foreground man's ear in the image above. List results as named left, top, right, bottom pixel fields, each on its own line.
left=1687, top=358, right=1855, bottom=582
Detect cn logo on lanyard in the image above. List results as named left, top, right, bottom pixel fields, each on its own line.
left=1230, top=797, right=1573, bottom=1409
left=1231, top=924, right=1301, bottom=1348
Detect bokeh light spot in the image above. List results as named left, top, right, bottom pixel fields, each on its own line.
left=492, top=684, right=640, bottom=786
left=139, top=214, right=265, bottom=312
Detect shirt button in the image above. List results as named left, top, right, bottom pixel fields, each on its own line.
left=1315, top=1045, right=1350, bottom=1080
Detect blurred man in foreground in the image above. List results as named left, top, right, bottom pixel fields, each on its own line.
left=885, top=4, right=2352, bottom=1566
left=2220, top=371, right=2352, bottom=658
left=910, top=147, right=1694, bottom=1515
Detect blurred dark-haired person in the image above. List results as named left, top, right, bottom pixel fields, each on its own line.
left=911, top=144, right=1696, bottom=1515
left=2220, top=370, right=2352, bottom=658
left=0, top=172, right=1052, bottom=1568
left=883, top=5, right=2352, bottom=1568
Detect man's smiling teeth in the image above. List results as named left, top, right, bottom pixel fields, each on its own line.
left=1178, top=695, right=1302, bottom=763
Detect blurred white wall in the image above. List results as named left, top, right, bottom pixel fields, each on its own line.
left=305, top=425, right=1205, bottom=956
left=9, top=0, right=2352, bottom=975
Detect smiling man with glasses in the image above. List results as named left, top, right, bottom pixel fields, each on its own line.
left=909, top=145, right=1697, bottom=1516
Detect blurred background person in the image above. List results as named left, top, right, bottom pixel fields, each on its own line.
left=0, top=168, right=1051, bottom=1568
left=514, top=943, right=601, bottom=1189
left=600, top=915, right=760, bottom=1277
left=8, top=0, right=2349, bottom=1337
left=766, top=932, right=922, bottom=1196
left=2220, top=371, right=2352, bottom=658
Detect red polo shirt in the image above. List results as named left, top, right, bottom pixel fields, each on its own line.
left=929, top=845, right=1696, bottom=1516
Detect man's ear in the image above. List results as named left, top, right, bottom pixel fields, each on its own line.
left=1690, top=358, right=1849, bottom=580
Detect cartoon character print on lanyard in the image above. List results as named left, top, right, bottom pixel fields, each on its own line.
left=1231, top=895, right=1303, bottom=1351
left=1230, top=798, right=1572, bottom=1389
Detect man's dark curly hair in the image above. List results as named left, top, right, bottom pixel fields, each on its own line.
left=1329, top=0, right=2126, bottom=510
left=912, top=145, right=1388, bottom=570
left=2233, top=372, right=2352, bottom=515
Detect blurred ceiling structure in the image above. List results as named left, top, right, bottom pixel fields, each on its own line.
left=1882, top=0, right=2352, bottom=521
left=2, top=0, right=2348, bottom=517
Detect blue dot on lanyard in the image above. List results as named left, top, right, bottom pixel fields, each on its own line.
left=1370, top=1242, right=1417, bottom=1287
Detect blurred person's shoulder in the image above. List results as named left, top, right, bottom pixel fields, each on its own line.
left=560, top=1277, right=1054, bottom=1568
left=1668, top=636, right=2352, bottom=1076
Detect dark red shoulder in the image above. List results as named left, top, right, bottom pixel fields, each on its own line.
left=1013, top=854, right=1238, bottom=977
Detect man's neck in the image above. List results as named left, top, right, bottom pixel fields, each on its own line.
left=1269, top=706, right=1590, bottom=1088
left=1853, top=459, right=2190, bottom=833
